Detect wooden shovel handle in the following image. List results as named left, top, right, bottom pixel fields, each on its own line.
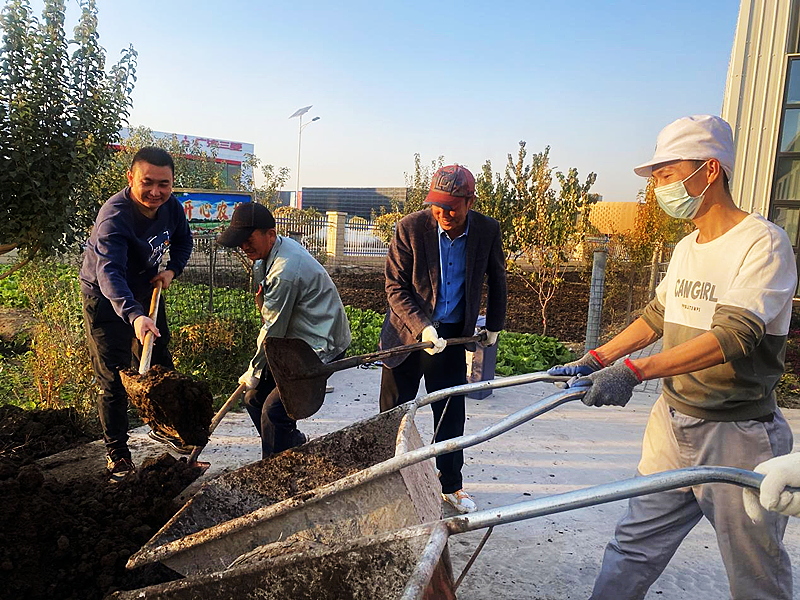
left=187, top=381, right=247, bottom=465
left=320, top=333, right=485, bottom=376
left=138, top=282, right=163, bottom=375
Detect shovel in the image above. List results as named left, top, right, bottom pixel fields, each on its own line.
left=120, top=282, right=216, bottom=448
left=186, top=381, right=248, bottom=467
left=265, top=333, right=485, bottom=420
left=138, top=282, right=162, bottom=374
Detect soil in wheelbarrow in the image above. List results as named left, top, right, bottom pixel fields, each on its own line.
left=0, top=436, right=206, bottom=600
left=224, top=410, right=400, bottom=505
left=162, top=410, right=406, bottom=543
left=119, top=365, right=215, bottom=446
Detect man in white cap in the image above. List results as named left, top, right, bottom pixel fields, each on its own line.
left=550, top=115, right=796, bottom=599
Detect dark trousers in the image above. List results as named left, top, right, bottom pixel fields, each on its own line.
left=379, top=322, right=467, bottom=494
left=82, top=292, right=173, bottom=461
left=244, top=350, right=346, bottom=460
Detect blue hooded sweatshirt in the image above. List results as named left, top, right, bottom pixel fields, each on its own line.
left=79, top=187, right=192, bottom=324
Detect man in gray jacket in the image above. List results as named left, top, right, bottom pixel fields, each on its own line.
left=379, top=164, right=507, bottom=514
left=218, top=203, right=350, bottom=459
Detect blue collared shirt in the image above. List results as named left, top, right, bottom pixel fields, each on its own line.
left=431, top=217, right=469, bottom=324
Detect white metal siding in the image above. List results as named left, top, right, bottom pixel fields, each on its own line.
left=721, top=0, right=792, bottom=215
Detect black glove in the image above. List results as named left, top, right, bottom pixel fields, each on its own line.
left=569, top=359, right=642, bottom=407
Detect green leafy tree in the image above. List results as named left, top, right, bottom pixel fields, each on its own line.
left=508, top=141, right=597, bottom=335
left=474, top=159, right=519, bottom=261
left=402, top=153, right=444, bottom=214
left=238, top=154, right=290, bottom=208
left=91, top=126, right=230, bottom=203
left=0, top=0, right=136, bottom=275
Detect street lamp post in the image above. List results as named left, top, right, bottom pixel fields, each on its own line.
left=289, top=105, right=320, bottom=209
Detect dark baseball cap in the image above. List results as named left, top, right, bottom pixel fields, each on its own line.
left=217, top=203, right=276, bottom=248
left=424, top=165, right=476, bottom=208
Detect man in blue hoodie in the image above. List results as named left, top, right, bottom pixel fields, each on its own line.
left=80, top=147, right=192, bottom=482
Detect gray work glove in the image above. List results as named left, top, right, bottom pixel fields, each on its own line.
left=548, top=350, right=604, bottom=377
left=568, top=359, right=642, bottom=407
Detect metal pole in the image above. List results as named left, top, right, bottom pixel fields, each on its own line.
left=295, top=114, right=303, bottom=208
left=399, top=523, right=450, bottom=600
left=585, top=247, right=607, bottom=353
left=647, top=242, right=661, bottom=301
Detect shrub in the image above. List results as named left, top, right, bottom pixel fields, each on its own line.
left=344, top=305, right=383, bottom=357
left=17, top=262, right=96, bottom=412
left=495, top=331, right=575, bottom=376
left=0, top=265, right=28, bottom=308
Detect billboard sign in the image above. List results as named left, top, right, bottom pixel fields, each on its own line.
left=175, top=189, right=253, bottom=231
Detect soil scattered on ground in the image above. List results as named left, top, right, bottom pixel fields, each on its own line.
left=0, top=404, right=100, bottom=475
left=120, top=365, right=214, bottom=446
left=0, top=447, right=204, bottom=600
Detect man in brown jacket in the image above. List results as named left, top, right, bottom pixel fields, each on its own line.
left=379, top=164, right=507, bottom=513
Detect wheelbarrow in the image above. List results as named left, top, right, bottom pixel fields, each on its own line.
left=127, top=372, right=574, bottom=576
left=110, top=466, right=776, bottom=600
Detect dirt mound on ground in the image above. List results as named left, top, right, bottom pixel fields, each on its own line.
left=0, top=451, right=204, bottom=599
left=0, top=404, right=99, bottom=476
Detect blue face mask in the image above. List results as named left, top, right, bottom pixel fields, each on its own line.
left=654, top=161, right=710, bottom=220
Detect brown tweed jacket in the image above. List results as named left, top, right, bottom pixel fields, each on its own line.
left=379, top=209, right=507, bottom=368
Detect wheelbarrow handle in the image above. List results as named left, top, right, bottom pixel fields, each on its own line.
left=442, top=466, right=800, bottom=536
left=402, top=467, right=799, bottom=600
left=138, top=281, right=163, bottom=375
left=319, top=333, right=485, bottom=376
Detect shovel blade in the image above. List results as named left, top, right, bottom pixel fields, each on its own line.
left=265, top=337, right=330, bottom=420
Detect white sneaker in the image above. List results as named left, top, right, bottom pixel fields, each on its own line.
left=442, top=489, right=477, bottom=514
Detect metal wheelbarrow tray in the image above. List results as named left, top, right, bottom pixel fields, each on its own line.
left=129, top=402, right=441, bottom=576
left=128, top=373, right=570, bottom=577
left=112, top=466, right=770, bottom=600
left=112, top=524, right=456, bottom=600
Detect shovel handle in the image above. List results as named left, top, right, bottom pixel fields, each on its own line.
left=138, top=282, right=163, bottom=375
left=321, top=334, right=484, bottom=376
left=187, top=382, right=248, bottom=465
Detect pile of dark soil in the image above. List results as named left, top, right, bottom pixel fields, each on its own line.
left=0, top=404, right=100, bottom=475
left=0, top=451, right=204, bottom=599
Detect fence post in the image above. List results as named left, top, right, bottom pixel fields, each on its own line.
left=205, top=237, right=216, bottom=315
left=647, top=242, right=661, bottom=301
left=585, top=248, right=607, bottom=353
left=326, top=211, right=347, bottom=264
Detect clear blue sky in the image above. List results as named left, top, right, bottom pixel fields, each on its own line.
left=55, top=0, right=738, bottom=201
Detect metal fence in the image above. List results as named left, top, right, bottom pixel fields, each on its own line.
left=344, top=219, right=390, bottom=257
left=275, top=214, right=330, bottom=260
left=168, top=228, right=678, bottom=352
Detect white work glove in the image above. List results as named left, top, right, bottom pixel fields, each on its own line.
left=421, top=325, right=446, bottom=355
left=238, top=372, right=259, bottom=391
left=478, top=329, right=499, bottom=347
left=743, top=453, right=800, bottom=522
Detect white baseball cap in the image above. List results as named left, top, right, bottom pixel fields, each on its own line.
left=634, top=115, right=735, bottom=180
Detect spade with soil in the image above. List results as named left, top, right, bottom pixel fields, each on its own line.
left=265, top=333, right=485, bottom=420
left=120, top=283, right=214, bottom=447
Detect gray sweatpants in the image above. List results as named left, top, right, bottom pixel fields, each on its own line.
left=590, top=397, right=793, bottom=600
